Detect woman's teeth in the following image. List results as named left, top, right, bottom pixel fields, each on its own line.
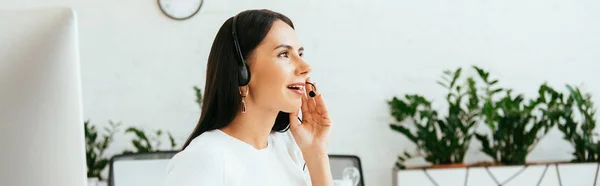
left=287, top=85, right=303, bottom=90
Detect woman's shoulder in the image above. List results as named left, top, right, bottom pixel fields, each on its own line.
left=166, top=144, right=225, bottom=173
left=168, top=130, right=233, bottom=169
left=163, top=130, right=228, bottom=186
left=183, top=129, right=228, bottom=151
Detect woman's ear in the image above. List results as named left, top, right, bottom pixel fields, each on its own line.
left=239, top=86, right=249, bottom=96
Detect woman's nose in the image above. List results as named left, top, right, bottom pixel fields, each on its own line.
left=295, top=58, right=312, bottom=76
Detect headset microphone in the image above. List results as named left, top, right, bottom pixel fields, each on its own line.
left=306, top=82, right=317, bottom=98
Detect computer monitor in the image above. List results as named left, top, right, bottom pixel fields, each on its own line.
left=0, top=7, right=86, bottom=186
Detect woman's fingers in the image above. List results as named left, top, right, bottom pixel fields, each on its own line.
left=300, top=92, right=312, bottom=122
left=308, top=81, right=330, bottom=123
left=301, top=87, right=310, bottom=112
left=315, top=94, right=329, bottom=119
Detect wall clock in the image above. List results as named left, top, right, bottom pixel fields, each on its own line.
left=158, top=0, right=203, bottom=20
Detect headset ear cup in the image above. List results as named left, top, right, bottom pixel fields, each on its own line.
left=232, top=15, right=251, bottom=87
left=238, top=64, right=251, bottom=86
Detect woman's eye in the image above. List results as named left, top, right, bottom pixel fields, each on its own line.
left=299, top=52, right=304, bottom=57
left=278, top=51, right=289, bottom=58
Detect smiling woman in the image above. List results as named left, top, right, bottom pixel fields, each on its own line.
left=163, top=9, right=334, bottom=186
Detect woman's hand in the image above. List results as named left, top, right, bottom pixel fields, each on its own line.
left=289, top=78, right=335, bottom=186
left=289, top=78, right=332, bottom=153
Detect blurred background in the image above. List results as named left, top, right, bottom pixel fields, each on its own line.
left=3, top=0, right=600, bottom=186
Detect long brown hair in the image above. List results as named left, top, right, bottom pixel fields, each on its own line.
left=181, top=9, right=295, bottom=150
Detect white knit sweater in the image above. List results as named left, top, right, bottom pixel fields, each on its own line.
left=163, top=129, right=312, bottom=186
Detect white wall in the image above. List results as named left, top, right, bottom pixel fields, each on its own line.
left=3, top=0, right=600, bottom=185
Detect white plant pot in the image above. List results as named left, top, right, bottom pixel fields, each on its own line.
left=395, top=162, right=600, bottom=186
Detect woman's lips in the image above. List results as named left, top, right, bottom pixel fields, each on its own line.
left=287, top=83, right=305, bottom=96
left=288, top=88, right=304, bottom=95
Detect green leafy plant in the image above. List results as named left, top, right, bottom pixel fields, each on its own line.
left=474, top=67, right=556, bottom=165
left=555, top=85, right=599, bottom=162
left=122, top=127, right=178, bottom=154
left=389, top=65, right=598, bottom=168
left=85, top=120, right=121, bottom=180
left=389, top=67, right=479, bottom=169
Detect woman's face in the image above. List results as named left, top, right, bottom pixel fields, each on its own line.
left=246, top=20, right=311, bottom=113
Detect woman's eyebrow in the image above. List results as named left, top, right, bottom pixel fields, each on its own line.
left=274, top=44, right=304, bottom=52
left=274, top=44, right=292, bottom=50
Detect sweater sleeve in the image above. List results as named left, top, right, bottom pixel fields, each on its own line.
left=163, top=148, right=225, bottom=186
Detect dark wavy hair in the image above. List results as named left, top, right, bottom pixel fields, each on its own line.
left=182, top=9, right=295, bottom=150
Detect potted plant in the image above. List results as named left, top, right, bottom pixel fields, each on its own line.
left=85, top=120, right=121, bottom=186
left=553, top=85, right=599, bottom=162
left=394, top=66, right=600, bottom=186
left=473, top=67, right=559, bottom=165
left=389, top=67, right=479, bottom=169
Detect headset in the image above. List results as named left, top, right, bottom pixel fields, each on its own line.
left=231, top=15, right=317, bottom=108
left=231, top=14, right=316, bottom=96
left=231, top=15, right=251, bottom=86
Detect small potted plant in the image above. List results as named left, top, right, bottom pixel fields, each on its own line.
left=473, top=67, right=557, bottom=165
left=389, top=67, right=479, bottom=169
left=85, top=120, right=121, bottom=186
left=553, top=85, right=599, bottom=162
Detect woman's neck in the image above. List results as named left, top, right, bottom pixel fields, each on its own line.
left=220, top=103, right=278, bottom=150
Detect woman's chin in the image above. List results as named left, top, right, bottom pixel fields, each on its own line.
left=282, top=99, right=302, bottom=113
